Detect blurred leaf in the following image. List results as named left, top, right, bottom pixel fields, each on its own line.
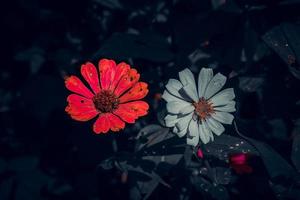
left=270, top=181, right=300, bottom=200
left=267, top=119, right=288, bottom=140
left=100, top=157, right=169, bottom=200
left=262, top=23, right=300, bottom=79
left=213, top=167, right=232, bottom=185
left=291, top=119, right=300, bottom=171
left=15, top=170, right=52, bottom=200
left=93, top=0, right=123, bottom=10
left=46, top=180, right=72, bottom=196
left=239, top=135, right=295, bottom=179
left=211, top=0, right=227, bottom=10
left=238, top=76, right=264, bottom=92
left=20, top=75, right=65, bottom=124
left=100, top=125, right=185, bottom=199
left=190, top=175, right=229, bottom=200
left=0, top=178, right=14, bottom=200
left=0, top=158, right=7, bottom=174
left=94, top=32, right=173, bottom=62
left=8, top=156, right=39, bottom=172
left=14, top=47, right=45, bottom=75
left=204, top=134, right=258, bottom=161
left=136, top=125, right=185, bottom=169
left=135, top=125, right=166, bottom=148
left=209, top=185, right=230, bottom=200
left=282, top=23, right=300, bottom=64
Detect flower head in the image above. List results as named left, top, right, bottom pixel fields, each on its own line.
left=65, top=58, right=149, bottom=134
left=162, top=68, right=235, bottom=146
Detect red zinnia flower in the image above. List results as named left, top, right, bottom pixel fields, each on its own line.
left=65, top=58, right=149, bottom=134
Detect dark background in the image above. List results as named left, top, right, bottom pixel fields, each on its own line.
left=1, top=0, right=300, bottom=199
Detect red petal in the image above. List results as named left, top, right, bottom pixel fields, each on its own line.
left=93, top=113, right=110, bottom=134
left=114, top=68, right=140, bottom=97
left=110, top=62, right=130, bottom=91
left=81, top=62, right=101, bottom=94
left=107, top=114, right=125, bottom=132
left=65, top=76, right=94, bottom=98
left=65, top=94, right=98, bottom=121
left=119, top=82, right=148, bottom=103
left=98, top=58, right=117, bottom=90
left=229, top=153, right=247, bottom=165
left=114, top=101, right=149, bottom=123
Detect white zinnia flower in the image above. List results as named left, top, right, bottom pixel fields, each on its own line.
left=162, top=68, right=236, bottom=146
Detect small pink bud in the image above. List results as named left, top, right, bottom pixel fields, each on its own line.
left=197, top=148, right=204, bottom=159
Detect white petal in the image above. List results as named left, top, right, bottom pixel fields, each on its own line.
left=162, top=90, right=185, bottom=103
left=165, top=79, right=183, bottom=98
left=173, top=124, right=188, bottom=137
left=175, top=112, right=193, bottom=131
left=187, top=119, right=199, bottom=146
left=203, top=120, right=214, bottom=141
left=211, top=111, right=234, bottom=125
left=187, top=136, right=199, bottom=147
left=198, top=68, right=213, bottom=98
left=204, top=73, right=227, bottom=99
left=166, top=101, right=190, bottom=114
left=182, top=84, right=198, bottom=102
left=188, top=119, right=198, bottom=137
left=165, top=114, right=179, bottom=127
left=178, top=68, right=194, bottom=86
left=179, top=68, right=198, bottom=99
left=179, top=104, right=195, bottom=115
left=210, top=88, right=235, bottom=106
left=198, top=122, right=210, bottom=144
left=206, top=117, right=225, bottom=136
left=214, top=101, right=236, bottom=112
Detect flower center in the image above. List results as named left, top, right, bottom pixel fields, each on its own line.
left=193, top=97, right=214, bottom=120
left=93, top=90, right=119, bottom=113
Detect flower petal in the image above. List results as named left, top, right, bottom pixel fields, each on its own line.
left=119, top=82, right=148, bottom=103
left=65, top=94, right=99, bottom=121
left=162, top=90, right=185, bottom=103
left=114, top=68, right=140, bottom=97
left=98, top=58, right=117, bottom=90
left=203, top=120, right=214, bottom=141
left=182, top=84, right=198, bottom=102
left=81, top=62, right=100, bottom=94
left=210, top=88, right=235, bottom=106
left=65, top=75, right=94, bottom=98
left=187, top=119, right=199, bottom=146
left=110, top=62, right=131, bottom=91
left=107, top=114, right=125, bottom=132
left=179, top=68, right=198, bottom=99
left=198, top=68, right=213, bottom=98
left=206, top=117, right=225, bottom=136
left=165, top=79, right=183, bottom=99
left=204, top=73, right=227, bottom=99
left=175, top=112, right=193, bottom=132
left=114, top=101, right=149, bottom=123
left=211, top=111, right=234, bottom=124
left=198, top=121, right=212, bottom=144
left=214, top=101, right=236, bottom=112
left=173, top=125, right=188, bottom=137
left=179, top=104, right=195, bottom=115
left=165, top=114, right=179, bottom=127
left=93, top=113, right=110, bottom=134
left=166, top=101, right=191, bottom=114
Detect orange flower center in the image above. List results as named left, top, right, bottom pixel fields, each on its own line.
left=93, top=90, right=119, bottom=113
left=193, top=97, right=214, bottom=120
